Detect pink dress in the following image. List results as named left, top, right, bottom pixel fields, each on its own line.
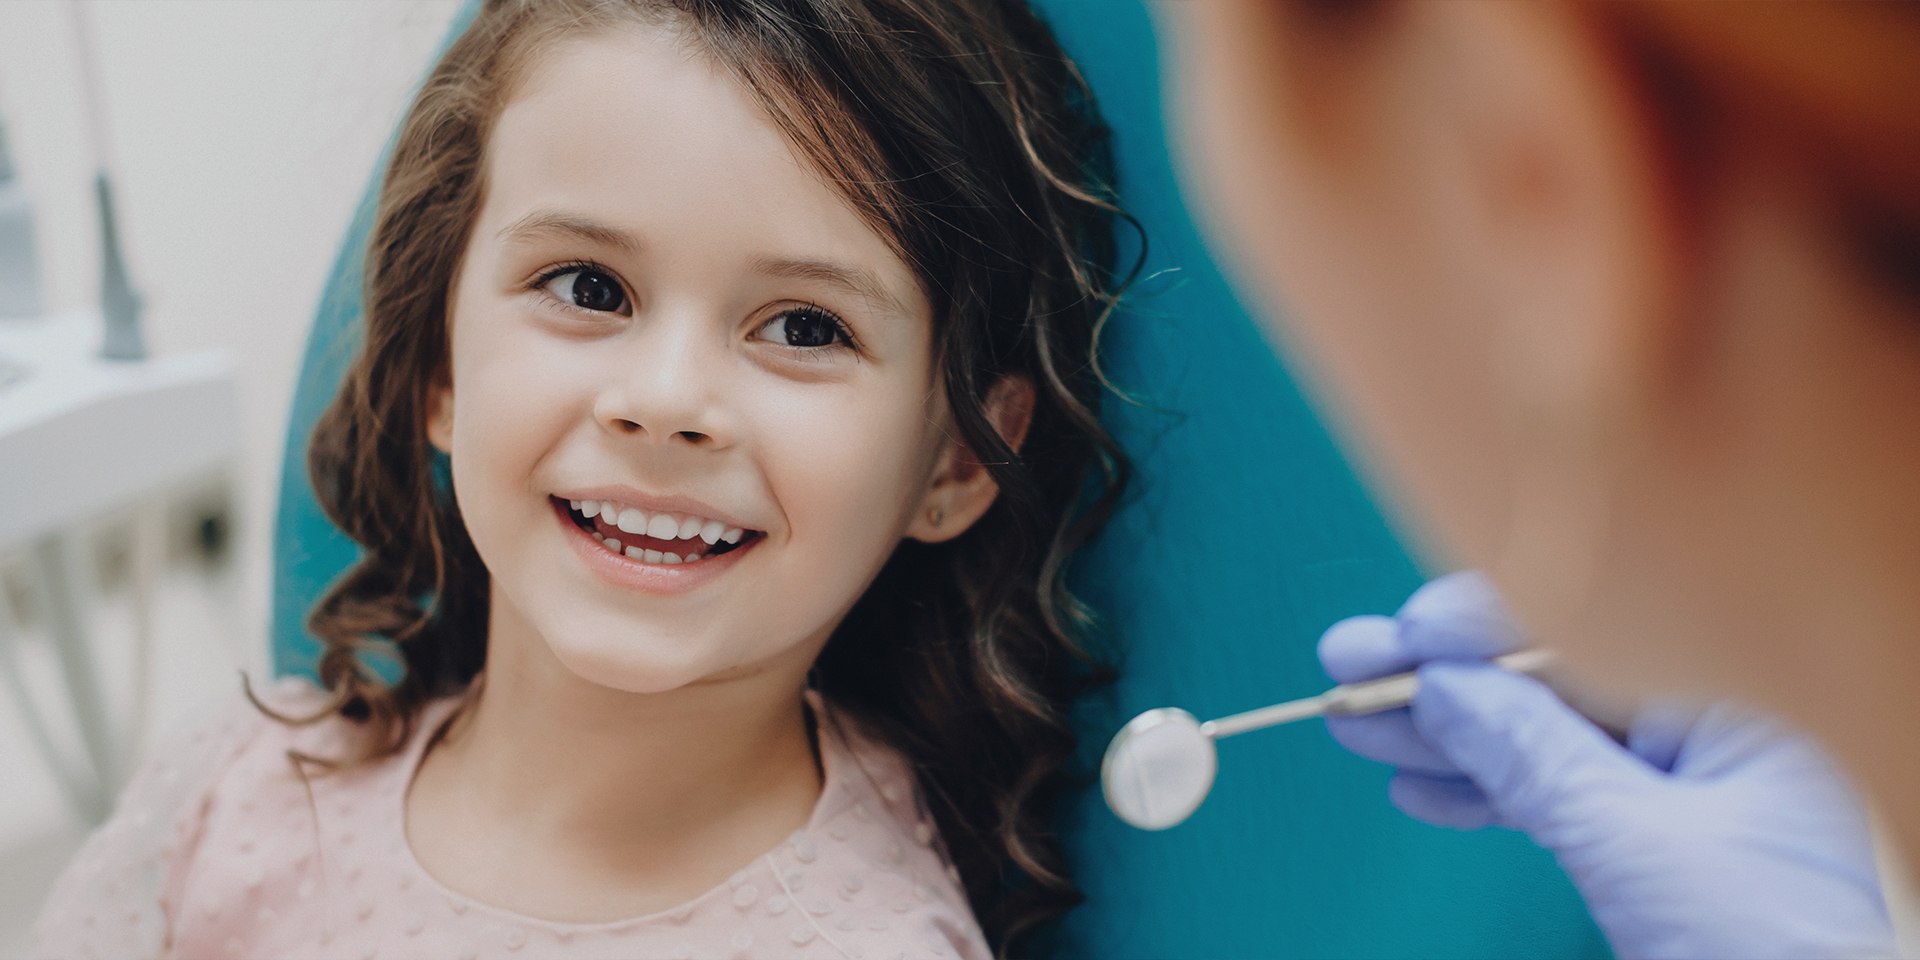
left=31, top=678, right=990, bottom=960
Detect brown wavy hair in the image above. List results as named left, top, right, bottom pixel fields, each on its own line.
left=290, top=0, right=1138, bottom=949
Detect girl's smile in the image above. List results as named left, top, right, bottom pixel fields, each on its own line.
left=549, top=492, right=764, bottom=595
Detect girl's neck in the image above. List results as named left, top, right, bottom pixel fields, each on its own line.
left=443, top=655, right=820, bottom=834
left=404, top=597, right=825, bottom=921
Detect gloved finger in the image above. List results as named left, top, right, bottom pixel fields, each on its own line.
left=1317, top=615, right=1411, bottom=683
left=1387, top=771, right=1496, bottom=830
left=1396, top=571, right=1526, bottom=662
left=1319, top=574, right=1526, bottom=682
left=1678, top=702, right=1850, bottom=788
left=1325, top=711, right=1460, bottom=776
left=1412, top=662, right=1647, bottom=835
left=1623, top=700, right=1706, bottom=773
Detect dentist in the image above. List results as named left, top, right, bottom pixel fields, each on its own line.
left=1163, top=3, right=1920, bottom=956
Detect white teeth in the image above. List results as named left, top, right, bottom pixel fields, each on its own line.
left=585, top=522, right=715, bottom=564
left=615, top=508, right=648, bottom=535
left=571, top=496, right=749, bottom=552
left=614, top=543, right=700, bottom=564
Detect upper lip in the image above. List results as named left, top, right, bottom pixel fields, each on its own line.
left=555, top=485, right=762, bottom=532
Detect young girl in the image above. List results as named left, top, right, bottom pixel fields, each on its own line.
left=31, top=0, right=1135, bottom=956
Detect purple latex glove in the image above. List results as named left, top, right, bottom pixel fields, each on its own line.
left=1319, top=571, right=1896, bottom=959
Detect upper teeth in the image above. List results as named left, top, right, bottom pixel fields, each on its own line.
left=569, top=499, right=743, bottom=545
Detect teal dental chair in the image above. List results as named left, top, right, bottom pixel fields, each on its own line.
left=271, top=2, right=1607, bottom=955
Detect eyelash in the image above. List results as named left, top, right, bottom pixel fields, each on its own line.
left=528, top=259, right=623, bottom=318
left=765, top=302, right=860, bottom=357
left=526, top=262, right=860, bottom=355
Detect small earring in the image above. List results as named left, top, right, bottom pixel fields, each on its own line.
left=929, top=506, right=944, bottom=527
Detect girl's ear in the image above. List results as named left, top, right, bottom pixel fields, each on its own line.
left=426, top=380, right=454, bottom=454
left=907, top=375, right=1035, bottom=543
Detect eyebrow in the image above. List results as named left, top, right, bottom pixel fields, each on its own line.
left=750, top=255, right=906, bottom=315
left=495, top=210, right=641, bottom=254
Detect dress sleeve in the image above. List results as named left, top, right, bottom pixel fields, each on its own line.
left=27, top=684, right=279, bottom=960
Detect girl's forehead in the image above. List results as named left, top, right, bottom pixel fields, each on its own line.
left=481, top=25, right=922, bottom=304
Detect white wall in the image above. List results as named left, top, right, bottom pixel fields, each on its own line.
left=0, top=0, right=460, bottom=669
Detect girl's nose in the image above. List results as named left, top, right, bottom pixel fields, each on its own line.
left=592, top=322, right=732, bottom=449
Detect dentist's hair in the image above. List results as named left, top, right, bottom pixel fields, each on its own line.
left=298, top=0, right=1137, bottom=949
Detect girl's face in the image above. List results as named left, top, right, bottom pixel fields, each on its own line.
left=429, top=25, right=958, bottom=693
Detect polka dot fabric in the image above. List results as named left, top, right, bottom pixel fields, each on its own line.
left=31, top=680, right=988, bottom=960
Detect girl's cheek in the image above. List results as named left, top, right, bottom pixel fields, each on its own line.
left=468, top=309, right=597, bottom=400
left=750, top=375, right=939, bottom=538
left=447, top=312, right=594, bottom=478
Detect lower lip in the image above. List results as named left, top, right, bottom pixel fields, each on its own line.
left=551, top=498, right=757, bottom=595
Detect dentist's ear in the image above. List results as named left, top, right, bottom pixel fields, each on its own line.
left=908, top=375, right=1035, bottom=543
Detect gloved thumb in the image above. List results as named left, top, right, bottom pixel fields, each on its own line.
left=1396, top=571, right=1526, bottom=661
left=1412, top=662, right=1649, bottom=838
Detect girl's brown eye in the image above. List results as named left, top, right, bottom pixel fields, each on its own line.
left=757, top=306, right=851, bottom=349
left=542, top=266, right=628, bottom=314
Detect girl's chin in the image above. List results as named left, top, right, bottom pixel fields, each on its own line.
left=531, top=623, right=727, bottom=695
left=548, top=647, right=715, bottom=696
left=496, top=590, right=801, bottom=695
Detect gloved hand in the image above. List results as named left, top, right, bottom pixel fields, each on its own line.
left=1319, top=571, right=1897, bottom=959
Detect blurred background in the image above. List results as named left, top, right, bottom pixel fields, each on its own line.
left=0, top=2, right=459, bottom=951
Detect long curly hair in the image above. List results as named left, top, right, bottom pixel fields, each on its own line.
left=292, top=0, right=1138, bottom=949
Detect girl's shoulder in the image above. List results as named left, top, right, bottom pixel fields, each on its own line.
left=792, top=696, right=993, bottom=960
left=27, top=676, right=398, bottom=957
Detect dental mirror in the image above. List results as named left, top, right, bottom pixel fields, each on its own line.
left=1100, top=707, right=1218, bottom=832
left=1102, top=649, right=1553, bottom=831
